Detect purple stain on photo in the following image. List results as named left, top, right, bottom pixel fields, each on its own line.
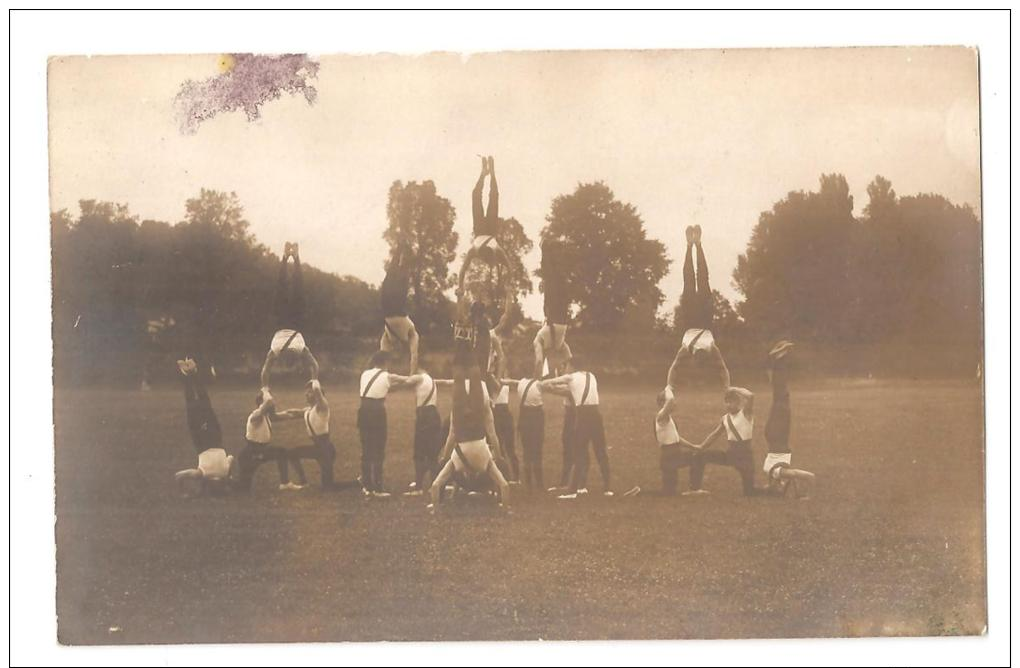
left=174, top=53, right=319, bottom=134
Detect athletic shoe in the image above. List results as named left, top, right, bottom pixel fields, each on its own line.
left=603, top=490, right=615, bottom=497
left=622, top=485, right=641, bottom=498
left=577, top=488, right=589, bottom=496
left=681, top=488, right=710, bottom=496
left=403, top=489, right=424, bottom=497
left=279, top=482, right=303, bottom=491
left=546, top=486, right=562, bottom=493
left=407, top=481, right=419, bottom=491
left=372, top=490, right=392, bottom=498
left=509, top=480, right=522, bottom=486
left=557, top=492, right=579, bottom=500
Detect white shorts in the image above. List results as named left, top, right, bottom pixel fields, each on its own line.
left=381, top=316, right=416, bottom=348
left=535, top=323, right=568, bottom=352
left=198, top=448, right=232, bottom=480
left=270, top=329, right=307, bottom=354
left=452, top=439, right=494, bottom=477
left=682, top=328, right=715, bottom=354
left=763, top=452, right=792, bottom=479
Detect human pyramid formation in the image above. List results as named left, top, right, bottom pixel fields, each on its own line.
left=174, top=156, right=816, bottom=507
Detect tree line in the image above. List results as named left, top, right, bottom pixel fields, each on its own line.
left=51, top=173, right=981, bottom=384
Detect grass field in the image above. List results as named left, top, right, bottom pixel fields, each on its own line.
left=54, top=378, right=986, bottom=644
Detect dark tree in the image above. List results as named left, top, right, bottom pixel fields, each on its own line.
left=383, top=180, right=459, bottom=335
left=540, top=182, right=669, bottom=331
left=733, top=174, right=856, bottom=342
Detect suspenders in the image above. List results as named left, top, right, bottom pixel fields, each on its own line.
left=579, top=372, right=592, bottom=407
left=725, top=414, right=749, bottom=445
left=520, top=379, right=538, bottom=412
left=281, top=329, right=300, bottom=352
left=686, top=328, right=706, bottom=352
left=361, top=369, right=386, bottom=399
left=421, top=378, right=436, bottom=407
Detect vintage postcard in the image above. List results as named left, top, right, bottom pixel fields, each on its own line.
left=47, top=46, right=984, bottom=644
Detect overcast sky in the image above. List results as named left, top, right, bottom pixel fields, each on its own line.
left=48, top=47, right=979, bottom=319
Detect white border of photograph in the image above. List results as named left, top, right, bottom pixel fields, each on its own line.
left=9, top=7, right=1012, bottom=667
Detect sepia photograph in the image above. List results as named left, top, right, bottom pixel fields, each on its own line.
left=9, top=8, right=1012, bottom=666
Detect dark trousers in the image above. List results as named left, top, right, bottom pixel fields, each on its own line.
left=679, top=242, right=712, bottom=330
left=289, top=434, right=336, bottom=487
left=358, top=401, right=387, bottom=491
left=570, top=406, right=610, bottom=492
left=518, top=406, right=545, bottom=490
left=765, top=358, right=791, bottom=453
left=237, top=440, right=290, bottom=491
left=691, top=443, right=757, bottom=496
left=472, top=171, right=498, bottom=236
left=183, top=375, right=221, bottom=453
left=413, top=405, right=443, bottom=488
left=275, top=256, right=304, bottom=332
left=659, top=444, right=700, bottom=495
left=559, top=404, right=576, bottom=486
left=493, top=404, right=518, bottom=481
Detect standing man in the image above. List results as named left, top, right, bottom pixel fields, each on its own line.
left=490, top=376, right=520, bottom=483
left=379, top=249, right=420, bottom=375
left=500, top=374, right=546, bottom=491
left=236, top=388, right=297, bottom=492
left=762, top=341, right=816, bottom=499
left=402, top=366, right=444, bottom=496
left=543, top=357, right=612, bottom=499
left=357, top=350, right=411, bottom=497
left=548, top=395, right=576, bottom=493
left=173, top=358, right=233, bottom=496
left=261, top=242, right=319, bottom=390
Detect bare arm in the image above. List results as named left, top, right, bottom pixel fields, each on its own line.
left=483, top=403, right=504, bottom=459
left=260, top=351, right=276, bottom=389
left=388, top=373, right=412, bottom=388
left=275, top=408, right=305, bottom=420
left=439, top=418, right=456, bottom=461
left=433, top=378, right=454, bottom=387
left=699, top=423, right=726, bottom=450
left=667, top=346, right=690, bottom=390
left=500, top=378, right=520, bottom=387
left=730, top=387, right=754, bottom=416
left=490, top=336, right=507, bottom=378
left=713, top=344, right=731, bottom=390
left=309, top=379, right=328, bottom=410
left=540, top=378, right=571, bottom=397
left=656, top=386, right=677, bottom=423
